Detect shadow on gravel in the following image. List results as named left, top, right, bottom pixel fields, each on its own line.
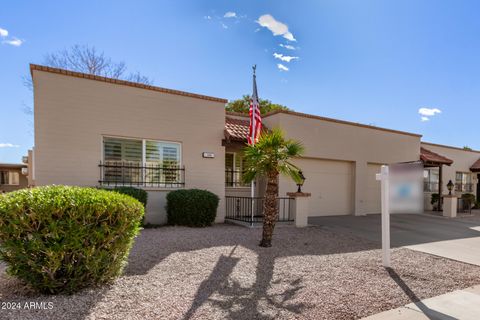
left=124, top=225, right=378, bottom=277
left=122, top=225, right=376, bottom=319
left=387, top=268, right=457, bottom=320
left=0, top=264, right=110, bottom=320
left=183, top=245, right=308, bottom=320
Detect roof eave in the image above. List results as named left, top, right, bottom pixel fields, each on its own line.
left=30, top=64, right=228, bottom=103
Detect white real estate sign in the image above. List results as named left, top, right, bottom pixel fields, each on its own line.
left=376, top=162, right=424, bottom=267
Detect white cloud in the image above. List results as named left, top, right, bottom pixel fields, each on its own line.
left=418, top=107, right=441, bottom=122
left=273, top=53, right=299, bottom=62
left=204, top=15, right=212, bottom=20
left=0, top=27, right=8, bottom=37
left=224, top=11, right=237, bottom=18
left=277, top=64, right=289, bottom=71
left=0, top=143, right=20, bottom=148
left=256, top=14, right=296, bottom=41
left=2, top=38, right=23, bottom=46
left=418, top=107, right=441, bottom=116
left=221, top=23, right=228, bottom=29
left=279, top=44, right=296, bottom=50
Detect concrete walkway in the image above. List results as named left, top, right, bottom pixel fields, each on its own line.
left=309, top=213, right=480, bottom=266
left=363, top=285, right=480, bottom=320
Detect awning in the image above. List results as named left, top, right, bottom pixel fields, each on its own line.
left=420, top=147, right=453, bottom=166
left=471, top=158, right=480, bottom=172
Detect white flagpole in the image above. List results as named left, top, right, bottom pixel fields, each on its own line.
left=250, top=65, right=256, bottom=227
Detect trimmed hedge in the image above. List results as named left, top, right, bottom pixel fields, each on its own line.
left=166, top=189, right=219, bottom=227
left=461, top=193, right=476, bottom=208
left=0, top=186, right=144, bottom=294
left=104, top=186, right=148, bottom=207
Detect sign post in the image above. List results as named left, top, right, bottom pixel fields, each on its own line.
left=376, top=161, right=424, bottom=268
left=376, top=165, right=390, bottom=268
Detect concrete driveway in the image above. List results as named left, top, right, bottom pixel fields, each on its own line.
left=309, top=214, right=480, bottom=266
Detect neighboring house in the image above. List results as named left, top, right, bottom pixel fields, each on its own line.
left=0, top=163, right=28, bottom=193
left=421, top=142, right=480, bottom=210
left=29, top=64, right=479, bottom=223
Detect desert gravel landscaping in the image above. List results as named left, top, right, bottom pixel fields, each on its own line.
left=1, top=224, right=480, bottom=320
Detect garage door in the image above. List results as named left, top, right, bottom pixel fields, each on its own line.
left=364, top=163, right=382, bottom=214
left=287, top=158, right=354, bottom=216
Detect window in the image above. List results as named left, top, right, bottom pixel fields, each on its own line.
left=225, top=152, right=248, bottom=187
left=455, top=172, right=473, bottom=192
left=0, top=171, right=19, bottom=185
left=101, top=137, right=183, bottom=187
left=145, top=140, right=181, bottom=184
left=423, top=169, right=439, bottom=192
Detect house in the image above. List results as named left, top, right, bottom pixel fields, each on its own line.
left=29, top=64, right=479, bottom=224
left=0, top=163, right=28, bottom=193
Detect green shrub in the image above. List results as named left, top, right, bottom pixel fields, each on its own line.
left=461, top=193, right=476, bottom=208
left=102, top=186, right=148, bottom=207
left=0, top=186, right=144, bottom=294
left=166, top=189, right=219, bottom=227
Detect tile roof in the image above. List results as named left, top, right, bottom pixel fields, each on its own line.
left=420, top=147, right=453, bottom=166
left=224, top=117, right=250, bottom=142
left=30, top=64, right=228, bottom=103
left=471, top=158, right=480, bottom=172
left=224, top=116, right=270, bottom=142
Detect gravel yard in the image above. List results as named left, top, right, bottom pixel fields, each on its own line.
left=1, top=224, right=480, bottom=320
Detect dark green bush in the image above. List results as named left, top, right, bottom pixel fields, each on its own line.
left=166, top=189, right=219, bottom=227
left=461, top=193, right=476, bottom=208
left=102, top=186, right=148, bottom=207
left=0, top=186, right=144, bottom=294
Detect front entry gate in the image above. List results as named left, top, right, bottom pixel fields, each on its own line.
left=225, top=196, right=294, bottom=224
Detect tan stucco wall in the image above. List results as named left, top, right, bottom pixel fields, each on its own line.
left=33, top=70, right=226, bottom=223
left=27, top=149, right=35, bottom=187
left=421, top=142, right=479, bottom=197
left=263, top=112, right=421, bottom=216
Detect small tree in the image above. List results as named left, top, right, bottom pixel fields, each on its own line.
left=23, top=44, right=152, bottom=118
left=24, top=45, right=152, bottom=91
left=226, top=95, right=291, bottom=114
left=243, top=129, right=304, bottom=247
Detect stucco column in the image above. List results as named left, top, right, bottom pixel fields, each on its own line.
left=287, top=192, right=311, bottom=227
left=354, top=161, right=368, bottom=216
left=442, top=195, right=457, bottom=218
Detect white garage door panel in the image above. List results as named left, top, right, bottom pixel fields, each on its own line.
left=365, top=163, right=382, bottom=214
left=295, top=159, right=353, bottom=216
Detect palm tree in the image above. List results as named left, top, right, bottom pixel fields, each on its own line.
left=243, top=129, right=305, bottom=247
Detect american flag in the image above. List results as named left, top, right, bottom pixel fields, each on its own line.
left=248, top=65, right=262, bottom=145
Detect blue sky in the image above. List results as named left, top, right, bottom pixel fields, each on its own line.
left=1, top=1, right=480, bottom=163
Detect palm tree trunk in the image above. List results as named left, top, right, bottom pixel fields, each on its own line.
left=260, top=171, right=279, bottom=247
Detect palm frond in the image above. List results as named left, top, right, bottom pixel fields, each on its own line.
left=241, top=128, right=305, bottom=184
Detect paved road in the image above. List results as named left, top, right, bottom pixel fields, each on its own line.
left=309, top=213, right=480, bottom=266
